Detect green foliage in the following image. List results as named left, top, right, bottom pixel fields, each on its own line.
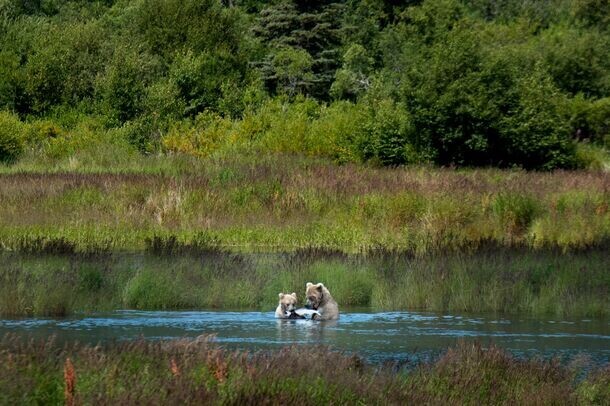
left=254, top=0, right=345, bottom=99
left=132, top=0, right=247, bottom=61
left=0, top=48, right=20, bottom=111
left=540, top=26, right=610, bottom=98
left=382, top=9, right=582, bottom=169
left=0, top=0, right=608, bottom=169
left=499, top=68, right=576, bottom=170
left=118, top=115, right=164, bottom=153
left=570, top=0, right=610, bottom=29
left=492, top=192, right=542, bottom=236
left=575, top=143, right=609, bottom=170
left=566, top=95, right=610, bottom=145
left=97, top=47, right=160, bottom=123
left=330, top=44, right=374, bottom=100
left=356, top=99, right=417, bottom=165
left=271, top=47, right=315, bottom=97
left=0, top=110, right=24, bottom=163
left=169, top=49, right=247, bottom=116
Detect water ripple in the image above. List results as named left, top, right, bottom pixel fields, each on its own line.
left=1, top=310, right=608, bottom=365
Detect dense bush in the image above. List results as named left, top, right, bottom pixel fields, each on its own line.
left=0, top=0, right=608, bottom=169
left=567, top=96, right=610, bottom=145
left=0, top=110, right=24, bottom=163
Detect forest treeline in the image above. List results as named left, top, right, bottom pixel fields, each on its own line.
left=0, top=0, right=609, bottom=169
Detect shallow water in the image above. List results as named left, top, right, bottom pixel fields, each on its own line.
left=2, top=310, right=609, bottom=366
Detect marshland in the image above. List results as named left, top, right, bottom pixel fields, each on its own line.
left=1, top=0, right=609, bottom=403
left=0, top=160, right=608, bottom=254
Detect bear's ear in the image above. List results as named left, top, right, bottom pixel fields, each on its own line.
left=306, top=282, right=313, bottom=288
left=278, top=293, right=284, bottom=299
left=290, top=292, right=297, bottom=298
left=316, top=283, right=324, bottom=292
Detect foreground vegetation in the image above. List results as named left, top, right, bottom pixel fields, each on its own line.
left=1, top=335, right=608, bottom=405
left=1, top=246, right=607, bottom=317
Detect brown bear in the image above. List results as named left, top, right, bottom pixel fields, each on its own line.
left=275, top=292, right=302, bottom=319
left=305, top=282, right=339, bottom=320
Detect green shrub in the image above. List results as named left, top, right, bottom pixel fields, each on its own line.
left=567, top=96, right=610, bottom=146
left=169, top=50, right=243, bottom=116
left=378, top=4, right=582, bottom=169
left=575, top=143, right=609, bottom=170
left=243, top=97, right=319, bottom=155
left=96, top=47, right=161, bottom=123
left=24, top=120, right=62, bottom=145
left=21, top=25, right=68, bottom=114
left=570, top=0, right=610, bottom=29
left=541, top=27, right=610, bottom=98
left=499, top=69, right=576, bottom=170
left=309, top=100, right=366, bottom=163
left=330, top=44, right=374, bottom=100
left=161, top=112, right=233, bottom=157
left=0, top=110, right=24, bottom=163
left=493, top=193, right=542, bottom=236
left=119, top=115, right=165, bottom=153
left=588, top=98, right=610, bottom=147
left=357, top=99, right=417, bottom=166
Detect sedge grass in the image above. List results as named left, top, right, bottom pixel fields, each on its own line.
left=0, top=247, right=607, bottom=318
left=0, top=155, right=608, bottom=253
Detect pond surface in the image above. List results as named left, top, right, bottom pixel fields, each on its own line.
left=1, top=310, right=609, bottom=366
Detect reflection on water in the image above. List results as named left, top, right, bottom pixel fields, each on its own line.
left=1, top=310, right=609, bottom=365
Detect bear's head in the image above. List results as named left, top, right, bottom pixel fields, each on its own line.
left=278, top=292, right=298, bottom=313
left=305, top=282, right=327, bottom=310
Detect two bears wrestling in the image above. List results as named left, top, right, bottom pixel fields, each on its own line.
left=275, top=282, right=339, bottom=321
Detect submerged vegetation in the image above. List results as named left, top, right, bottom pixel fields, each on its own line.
left=1, top=246, right=608, bottom=317
left=0, top=335, right=608, bottom=404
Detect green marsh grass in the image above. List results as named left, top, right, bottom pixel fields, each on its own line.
left=0, top=156, right=608, bottom=253
left=0, top=246, right=607, bottom=317
left=0, top=335, right=607, bottom=405
left=0, top=156, right=607, bottom=318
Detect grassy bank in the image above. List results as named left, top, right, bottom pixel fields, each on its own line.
left=1, top=335, right=608, bottom=405
left=1, top=156, right=608, bottom=254
left=1, top=247, right=607, bottom=318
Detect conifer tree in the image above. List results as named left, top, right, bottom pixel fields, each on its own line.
left=253, top=0, right=345, bottom=99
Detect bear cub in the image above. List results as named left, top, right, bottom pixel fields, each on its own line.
left=275, top=292, right=305, bottom=319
